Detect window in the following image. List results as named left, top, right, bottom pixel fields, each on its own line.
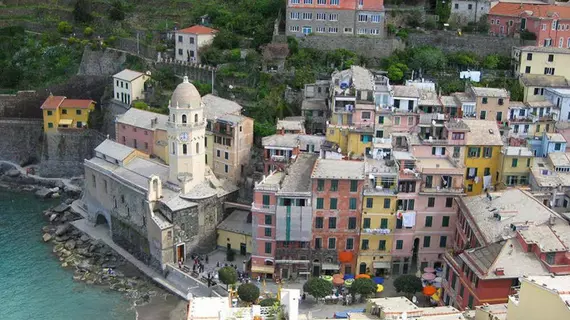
left=378, top=240, right=386, bottom=251
left=555, top=143, right=562, bottom=151
left=346, top=238, right=354, bottom=250
left=427, top=198, right=435, bottom=208
left=496, top=111, right=502, bottom=121
left=358, top=14, right=368, bottom=22
left=330, top=180, right=338, bottom=191
left=396, top=240, right=403, bottom=250
left=483, top=147, right=492, bottom=158
left=459, top=284, right=465, bottom=298
left=527, top=158, right=531, bottom=167
left=468, top=147, right=480, bottom=158
left=315, top=238, right=322, bottom=249
left=442, top=216, right=450, bottom=227
left=265, top=228, right=272, bottom=237
left=182, top=144, right=187, bottom=154
left=445, top=197, right=453, bottom=208
left=317, top=0, right=326, bottom=4
left=383, top=198, right=391, bottom=209
left=423, top=236, right=431, bottom=248
left=330, top=198, right=338, bottom=209
left=62, top=109, right=67, bottom=114
left=425, top=216, right=433, bottom=227
left=512, top=158, right=518, bottom=167
left=329, top=217, right=337, bottom=229
left=265, top=214, right=272, bottom=225
left=349, top=198, right=357, bottom=210
left=468, top=4, right=472, bottom=9
left=316, top=198, right=324, bottom=209
left=328, top=238, right=336, bottom=249
left=77, top=121, right=83, bottom=128
left=394, top=117, right=401, bottom=125
left=484, top=167, right=491, bottom=176
left=348, top=217, right=357, bottom=229
left=548, top=54, right=554, bottom=62
left=316, top=27, right=326, bottom=33
left=225, top=152, right=229, bottom=160
left=380, top=218, right=388, bottom=229
left=545, top=67, right=555, bottom=75
left=315, top=217, right=324, bottom=228
left=453, top=147, right=460, bottom=158
left=290, top=0, right=300, bottom=3
left=330, top=0, right=339, bottom=4
left=224, top=164, right=229, bottom=173
left=363, top=218, right=371, bottom=229
left=366, top=198, right=374, bottom=208
left=468, top=295, right=474, bottom=309
left=289, top=25, right=300, bottom=32
left=546, top=252, right=555, bottom=264
left=454, top=3, right=458, bottom=9
left=302, top=12, right=313, bottom=20
left=482, top=97, right=488, bottom=104
left=350, top=180, right=358, bottom=192
left=553, top=20, right=558, bottom=30
left=361, top=239, right=369, bottom=250
left=371, top=15, right=381, bottom=23
left=480, top=110, right=486, bottom=119
left=329, top=13, right=338, bottom=21
left=316, top=12, right=326, bottom=20
left=317, top=179, right=324, bottom=191
left=265, top=242, right=272, bottom=254
left=178, top=48, right=183, bottom=55
left=396, top=219, right=402, bottom=229
left=304, top=0, right=312, bottom=3
left=525, top=66, right=531, bottom=73
left=440, top=236, right=448, bottom=248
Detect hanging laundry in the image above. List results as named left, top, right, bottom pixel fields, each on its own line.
left=483, top=175, right=492, bottom=189
left=474, top=176, right=480, bottom=184
left=403, top=212, right=416, bottom=228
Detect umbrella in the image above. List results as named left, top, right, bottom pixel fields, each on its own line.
left=423, top=267, right=436, bottom=273
left=422, top=273, right=436, bottom=281
left=356, top=274, right=370, bottom=279
left=332, top=277, right=344, bottom=286
left=434, top=277, right=442, bottom=283
left=372, top=277, right=384, bottom=284
left=321, top=275, right=333, bottom=282
left=423, top=285, right=437, bottom=296
left=376, top=284, right=384, bottom=293
left=344, top=279, right=354, bottom=287
left=343, top=274, right=355, bottom=280
left=333, top=274, right=344, bottom=279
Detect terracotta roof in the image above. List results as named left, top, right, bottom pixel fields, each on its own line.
left=40, top=96, right=66, bottom=110
left=177, top=25, right=218, bottom=35
left=60, top=99, right=95, bottom=109
left=489, top=3, right=570, bottom=19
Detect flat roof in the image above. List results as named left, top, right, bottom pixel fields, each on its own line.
left=461, top=189, right=556, bottom=244
left=277, top=117, right=304, bottom=132
left=463, top=120, right=504, bottom=146
left=188, top=297, right=228, bottom=319
left=549, top=152, right=570, bottom=167
left=530, top=157, right=570, bottom=187
left=516, top=45, right=570, bottom=54
left=113, top=69, right=146, bottom=82
left=351, top=65, right=374, bottom=91
left=392, top=151, right=415, bottom=161
left=520, top=74, right=568, bottom=88
left=524, top=275, right=570, bottom=295
left=311, top=159, right=365, bottom=180
left=116, top=107, right=168, bottom=131
left=546, top=87, right=570, bottom=97
left=503, top=146, right=533, bottom=157
left=546, top=133, right=567, bottom=143
left=279, top=153, right=318, bottom=193
left=440, top=95, right=457, bottom=107
left=392, top=85, right=420, bottom=98
left=217, top=210, right=251, bottom=236
left=94, top=139, right=136, bottom=162
left=256, top=171, right=285, bottom=190
left=262, top=134, right=299, bottom=148
left=302, top=99, right=327, bottom=111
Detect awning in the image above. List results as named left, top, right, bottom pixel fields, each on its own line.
left=275, top=260, right=310, bottom=264
left=251, top=265, right=275, bottom=274
left=321, top=263, right=340, bottom=270
left=373, top=261, right=391, bottom=269
left=58, top=119, right=73, bottom=126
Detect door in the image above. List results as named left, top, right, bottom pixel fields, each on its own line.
left=176, top=244, right=185, bottom=262
left=359, top=263, right=367, bottom=274
left=240, top=243, right=247, bottom=256
left=282, top=268, right=289, bottom=279
left=227, top=243, right=232, bottom=251
left=312, top=265, right=320, bottom=277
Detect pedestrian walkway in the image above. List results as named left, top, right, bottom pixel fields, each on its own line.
left=71, top=218, right=215, bottom=301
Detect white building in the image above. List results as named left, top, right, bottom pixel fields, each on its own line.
left=450, top=0, right=492, bottom=25
left=175, top=25, right=218, bottom=64
left=545, top=87, right=570, bottom=122
left=113, top=69, right=150, bottom=106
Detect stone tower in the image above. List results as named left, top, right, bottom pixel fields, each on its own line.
left=167, top=76, right=206, bottom=193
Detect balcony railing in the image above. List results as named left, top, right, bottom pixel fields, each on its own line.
left=270, top=155, right=290, bottom=163
left=420, top=187, right=464, bottom=194
left=251, top=203, right=276, bottom=213
left=361, top=228, right=391, bottom=235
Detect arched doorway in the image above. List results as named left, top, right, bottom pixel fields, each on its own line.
left=95, top=213, right=109, bottom=227
left=312, top=259, right=320, bottom=277
left=359, top=262, right=367, bottom=274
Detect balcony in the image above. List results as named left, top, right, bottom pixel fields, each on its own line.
left=361, top=228, right=391, bottom=235
left=420, top=186, right=464, bottom=194
left=251, top=203, right=276, bottom=213
left=270, top=155, right=290, bottom=163
left=419, top=113, right=448, bottom=125
left=364, top=186, right=397, bottom=196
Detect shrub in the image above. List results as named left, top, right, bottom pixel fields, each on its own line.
left=83, top=27, right=94, bottom=37
left=109, top=0, right=126, bottom=21
left=226, top=247, right=235, bottom=261
left=259, top=298, right=279, bottom=307
left=303, top=277, right=333, bottom=300
left=520, top=29, right=537, bottom=40
left=237, top=283, right=260, bottom=304
left=67, top=37, right=79, bottom=45
left=393, top=275, right=423, bottom=298
left=80, top=39, right=89, bottom=46
left=57, top=21, right=73, bottom=34
left=218, top=266, right=238, bottom=289
left=133, top=101, right=148, bottom=110
left=106, top=36, right=117, bottom=46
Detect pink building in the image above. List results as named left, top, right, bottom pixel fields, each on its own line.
left=115, top=108, right=169, bottom=163
left=488, top=3, right=570, bottom=47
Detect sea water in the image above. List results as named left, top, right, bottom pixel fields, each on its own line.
left=0, top=190, right=135, bottom=320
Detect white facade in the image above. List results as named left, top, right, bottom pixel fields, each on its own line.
left=113, top=69, right=150, bottom=106
left=450, top=0, right=492, bottom=25
left=174, top=26, right=217, bottom=64
left=545, top=88, right=570, bottom=122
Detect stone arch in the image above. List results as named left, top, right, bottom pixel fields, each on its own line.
left=95, top=211, right=111, bottom=231
left=182, top=114, right=187, bottom=124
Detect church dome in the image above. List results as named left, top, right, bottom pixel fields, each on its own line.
left=170, top=76, right=201, bottom=109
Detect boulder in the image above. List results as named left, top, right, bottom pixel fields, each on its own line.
left=42, top=233, right=52, bottom=242
left=55, top=235, right=70, bottom=242
left=53, top=243, right=65, bottom=253
left=55, top=223, right=71, bottom=236
left=63, top=211, right=74, bottom=222
left=42, top=226, right=50, bottom=233
left=80, top=234, right=90, bottom=242
left=50, top=187, right=60, bottom=193
left=65, top=198, right=74, bottom=205
left=77, top=260, right=94, bottom=272
left=65, top=239, right=76, bottom=250
left=5, top=168, right=21, bottom=178
left=52, top=203, right=70, bottom=213
left=51, top=192, right=60, bottom=199
left=55, top=180, right=64, bottom=189
left=35, top=188, right=54, bottom=199
left=49, top=214, right=58, bottom=222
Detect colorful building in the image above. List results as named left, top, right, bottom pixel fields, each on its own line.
left=512, top=46, right=570, bottom=79
left=261, top=134, right=325, bottom=174
left=311, top=159, right=365, bottom=275
left=489, top=3, right=570, bottom=47
left=442, top=189, right=570, bottom=310
left=113, top=69, right=150, bottom=106
left=357, top=158, right=397, bottom=276
left=174, top=25, right=217, bottom=63
left=462, top=120, right=504, bottom=195
left=507, top=275, right=570, bottom=320
left=40, top=95, right=95, bottom=132
left=518, top=74, right=568, bottom=103
left=498, top=146, right=533, bottom=188
left=216, top=210, right=252, bottom=255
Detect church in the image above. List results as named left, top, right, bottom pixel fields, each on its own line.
left=79, top=77, right=238, bottom=270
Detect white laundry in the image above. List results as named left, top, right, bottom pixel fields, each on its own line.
left=474, top=176, right=480, bottom=184
left=483, top=175, right=492, bottom=189
left=403, top=212, right=416, bottom=228
left=468, top=168, right=476, bottom=178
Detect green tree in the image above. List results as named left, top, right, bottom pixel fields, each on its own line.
left=259, top=298, right=279, bottom=306
left=83, top=27, right=94, bottom=37
left=387, top=63, right=408, bottom=82
left=73, top=0, right=93, bottom=23
left=237, top=283, right=260, bottom=304
left=57, top=21, right=73, bottom=34
left=192, top=80, right=212, bottom=96
left=435, top=0, right=451, bottom=25
left=349, top=278, right=377, bottom=298
left=212, top=29, right=241, bottom=50
left=109, top=0, right=126, bottom=21
left=218, top=266, right=238, bottom=290
left=482, top=54, right=500, bottom=69
left=409, top=47, right=447, bottom=72
left=393, top=275, right=423, bottom=298
left=254, top=121, right=276, bottom=138
left=447, top=52, right=479, bottom=69
left=303, top=278, right=333, bottom=301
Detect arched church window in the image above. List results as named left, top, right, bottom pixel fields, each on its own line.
left=172, top=142, right=175, bottom=155
left=195, top=142, right=199, bottom=154
left=182, top=114, right=187, bottom=124
left=194, top=114, right=199, bottom=123
left=183, top=144, right=188, bottom=155
left=172, top=114, right=175, bottom=123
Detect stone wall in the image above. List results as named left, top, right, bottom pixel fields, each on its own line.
left=407, top=31, right=530, bottom=55
left=78, top=47, right=128, bottom=76
left=0, top=91, right=38, bottom=117
left=102, top=100, right=130, bottom=139
left=296, top=35, right=404, bottom=58
left=154, top=60, right=216, bottom=84
left=0, top=119, right=44, bottom=166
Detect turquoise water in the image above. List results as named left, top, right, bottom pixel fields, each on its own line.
left=0, top=190, right=136, bottom=320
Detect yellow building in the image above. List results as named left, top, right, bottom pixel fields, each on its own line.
left=41, top=95, right=95, bottom=132
left=462, top=120, right=504, bottom=196
left=513, top=46, right=570, bottom=79
left=507, top=275, right=570, bottom=320
left=357, top=159, right=397, bottom=276
left=216, top=210, right=252, bottom=255
left=519, top=74, right=568, bottom=103
left=473, top=304, right=508, bottom=320
left=498, top=146, right=533, bottom=189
